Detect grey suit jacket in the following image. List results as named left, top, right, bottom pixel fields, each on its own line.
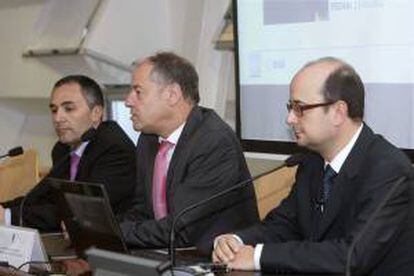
left=120, top=106, right=259, bottom=251
left=237, top=124, right=414, bottom=275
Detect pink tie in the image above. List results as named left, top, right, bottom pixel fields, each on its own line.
left=70, top=152, right=81, bottom=181
left=152, top=141, right=174, bottom=220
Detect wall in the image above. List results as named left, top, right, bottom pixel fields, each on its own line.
left=0, top=0, right=233, bottom=167
left=0, top=98, right=55, bottom=166
left=0, top=0, right=61, bottom=98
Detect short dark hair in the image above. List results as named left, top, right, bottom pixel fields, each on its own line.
left=53, top=75, right=104, bottom=109
left=145, top=52, right=200, bottom=104
left=304, top=57, right=364, bottom=120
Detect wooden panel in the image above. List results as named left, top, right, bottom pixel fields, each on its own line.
left=254, top=166, right=297, bottom=219
left=0, top=148, right=39, bottom=201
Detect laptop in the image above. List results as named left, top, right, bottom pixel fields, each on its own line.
left=46, top=177, right=212, bottom=269
left=46, top=177, right=130, bottom=257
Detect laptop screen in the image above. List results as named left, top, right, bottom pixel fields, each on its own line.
left=46, top=178, right=129, bottom=256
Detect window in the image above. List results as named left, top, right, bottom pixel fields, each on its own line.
left=104, top=85, right=140, bottom=144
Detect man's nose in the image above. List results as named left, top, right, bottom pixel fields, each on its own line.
left=53, top=109, right=66, bottom=123
left=286, top=109, right=298, bottom=125
left=125, top=90, right=134, bottom=108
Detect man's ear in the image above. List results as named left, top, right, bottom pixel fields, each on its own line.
left=333, top=100, right=348, bottom=125
left=91, top=105, right=104, bottom=126
left=166, top=83, right=182, bottom=106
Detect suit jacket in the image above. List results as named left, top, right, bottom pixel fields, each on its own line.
left=3, top=121, right=136, bottom=231
left=237, top=124, right=414, bottom=275
left=120, top=106, right=259, bottom=251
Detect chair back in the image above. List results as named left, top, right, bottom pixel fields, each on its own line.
left=0, top=148, right=39, bottom=201
left=254, top=166, right=297, bottom=219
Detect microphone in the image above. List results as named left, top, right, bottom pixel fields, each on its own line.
left=344, top=175, right=408, bottom=276
left=0, top=146, right=24, bottom=159
left=18, top=127, right=97, bottom=227
left=168, top=153, right=306, bottom=267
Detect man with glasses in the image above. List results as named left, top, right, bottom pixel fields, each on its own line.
left=213, top=57, right=414, bottom=275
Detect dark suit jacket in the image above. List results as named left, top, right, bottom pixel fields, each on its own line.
left=3, top=121, right=136, bottom=231
left=120, top=106, right=259, bottom=251
left=237, top=124, right=414, bottom=275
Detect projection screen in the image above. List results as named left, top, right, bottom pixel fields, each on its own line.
left=235, top=0, right=414, bottom=159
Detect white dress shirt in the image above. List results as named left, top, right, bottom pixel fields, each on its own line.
left=157, top=123, right=185, bottom=168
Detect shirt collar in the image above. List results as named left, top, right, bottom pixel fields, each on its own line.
left=327, top=123, right=363, bottom=173
left=72, top=141, right=89, bottom=157
left=158, top=123, right=185, bottom=145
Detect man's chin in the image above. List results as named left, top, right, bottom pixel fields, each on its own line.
left=58, top=136, right=79, bottom=146
left=132, top=124, right=143, bottom=133
left=295, top=138, right=307, bottom=147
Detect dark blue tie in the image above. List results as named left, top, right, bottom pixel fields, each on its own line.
left=323, top=164, right=337, bottom=203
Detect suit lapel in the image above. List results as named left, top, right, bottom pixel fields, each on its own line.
left=318, top=171, right=350, bottom=237
left=317, top=124, right=376, bottom=238
left=143, top=135, right=159, bottom=212
left=75, top=141, right=97, bottom=181
left=304, top=156, right=324, bottom=239
left=51, top=142, right=71, bottom=179
left=166, top=106, right=204, bottom=192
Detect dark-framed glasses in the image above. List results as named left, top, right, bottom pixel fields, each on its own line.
left=286, top=101, right=335, bottom=117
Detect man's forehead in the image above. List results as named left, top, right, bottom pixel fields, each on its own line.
left=291, top=61, right=340, bottom=93
left=133, top=61, right=153, bottom=77
left=300, top=61, right=341, bottom=80
left=50, top=86, right=85, bottom=105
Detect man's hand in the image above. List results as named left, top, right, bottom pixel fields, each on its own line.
left=62, top=259, right=91, bottom=276
left=212, top=234, right=256, bottom=271
left=212, top=234, right=243, bottom=263
left=227, top=245, right=255, bottom=271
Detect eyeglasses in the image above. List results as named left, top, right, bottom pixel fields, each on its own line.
left=286, top=101, right=335, bottom=117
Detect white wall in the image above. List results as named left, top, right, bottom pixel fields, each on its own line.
left=0, top=1, right=61, bottom=98
left=0, top=1, right=57, bottom=166
left=0, top=98, right=56, bottom=166
left=0, top=0, right=233, bottom=167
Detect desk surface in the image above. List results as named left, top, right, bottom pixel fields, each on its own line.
left=40, top=234, right=340, bottom=276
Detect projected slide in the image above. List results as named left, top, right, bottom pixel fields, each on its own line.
left=237, top=0, right=414, bottom=149
left=263, top=0, right=329, bottom=25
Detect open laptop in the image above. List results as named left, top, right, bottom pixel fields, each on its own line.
left=46, top=177, right=213, bottom=270
left=46, top=177, right=130, bottom=257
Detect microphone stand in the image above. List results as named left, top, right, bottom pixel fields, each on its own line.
left=168, top=154, right=304, bottom=268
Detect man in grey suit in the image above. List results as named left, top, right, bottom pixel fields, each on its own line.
left=119, top=52, right=259, bottom=250
left=213, top=57, right=414, bottom=275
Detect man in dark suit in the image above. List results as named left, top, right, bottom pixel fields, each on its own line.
left=119, top=52, right=259, bottom=250
left=213, top=57, right=414, bottom=275
left=0, top=75, right=136, bottom=231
